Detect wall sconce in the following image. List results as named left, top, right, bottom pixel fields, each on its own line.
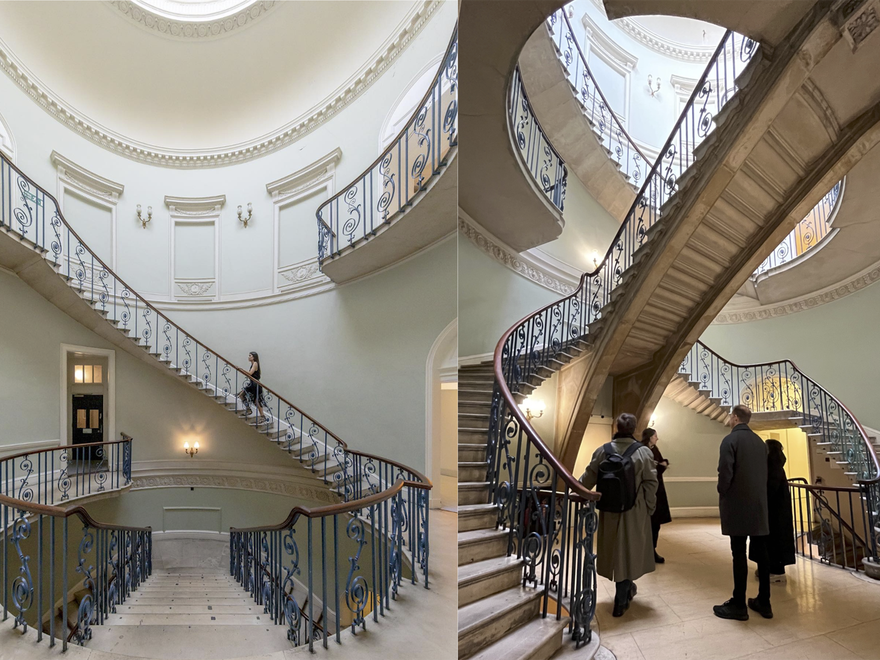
left=137, top=204, right=152, bottom=229
left=591, top=251, right=600, bottom=268
left=237, top=203, right=253, bottom=228
left=649, top=415, right=657, bottom=428
left=647, top=75, right=661, bottom=98
left=520, top=397, right=546, bottom=422
left=184, top=441, right=199, bottom=458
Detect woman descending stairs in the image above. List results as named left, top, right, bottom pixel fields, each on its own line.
left=458, top=362, right=577, bottom=660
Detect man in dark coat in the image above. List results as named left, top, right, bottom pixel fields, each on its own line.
left=714, top=404, right=772, bottom=621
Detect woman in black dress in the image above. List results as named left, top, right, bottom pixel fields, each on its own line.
left=766, top=439, right=795, bottom=581
left=642, top=428, right=672, bottom=563
left=239, top=351, right=267, bottom=423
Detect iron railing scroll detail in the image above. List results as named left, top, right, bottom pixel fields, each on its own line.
left=230, top=475, right=430, bottom=651
left=1, top=437, right=151, bottom=650
left=316, top=27, right=458, bottom=264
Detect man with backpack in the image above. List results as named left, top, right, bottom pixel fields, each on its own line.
left=580, top=412, right=658, bottom=617
left=713, top=404, right=772, bottom=621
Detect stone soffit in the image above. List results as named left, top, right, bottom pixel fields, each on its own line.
left=460, top=214, right=880, bottom=326
left=0, top=0, right=442, bottom=169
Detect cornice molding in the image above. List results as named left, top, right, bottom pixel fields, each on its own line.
left=109, top=1, right=277, bottom=41
left=164, top=194, right=226, bottom=216
left=714, top=260, right=880, bottom=325
left=582, top=12, right=639, bottom=74
left=266, top=148, right=341, bottom=199
left=51, top=151, right=125, bottom=201
left=617, top=18, right=717, bottom=63
left=459, top=212, right=577, bottom=296
left=0, top=1, right=442, bottom=169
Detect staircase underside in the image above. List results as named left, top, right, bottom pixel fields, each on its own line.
left=459, top=0, right=567, bottom=253
left=518, top=19, right=638, bottom=221
left=555, top=5, right=880, bottom=468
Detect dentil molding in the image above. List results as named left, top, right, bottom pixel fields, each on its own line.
left=110, top=0, right=277, bottom=41
left=0, top=1, right=442, bottom=168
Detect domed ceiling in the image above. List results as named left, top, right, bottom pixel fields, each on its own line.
left=0, top=0, right=430, bottom=153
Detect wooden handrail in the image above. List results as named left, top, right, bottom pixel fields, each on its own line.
left=0, top=435, right=132, bottom=466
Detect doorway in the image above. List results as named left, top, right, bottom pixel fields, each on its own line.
left=72, top=393, right=104, bottom=460
left=61, top=345, right=115, bottom=453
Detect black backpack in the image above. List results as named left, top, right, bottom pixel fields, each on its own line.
left=596, top=441, right=641, bottom=513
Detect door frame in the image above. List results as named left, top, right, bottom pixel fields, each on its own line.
left=60, top=344, right=116, bottom=447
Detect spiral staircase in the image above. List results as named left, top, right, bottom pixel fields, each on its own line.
left=458, top=1, right=880, bottom=658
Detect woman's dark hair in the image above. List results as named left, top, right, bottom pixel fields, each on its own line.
left=767, top=438, right=786, bottom=465
left=641, top=428, right=657, bottom=445
left=249, top=351, right=260, bottom=364
left=615, top=413, right=637, bottom=436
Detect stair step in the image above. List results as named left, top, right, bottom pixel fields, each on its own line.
left=459, top=528, right=508, bottom=565
left=458, top=555, right=523, bottom=607
left=458, top=586, right=543, bottom=658
left=103, top=613, right=268, bottom=626
left=458, top=503, right=497, bottom=532
left=466, top=616, right=570, bottom=660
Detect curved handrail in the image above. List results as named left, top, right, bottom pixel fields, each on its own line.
left=316, top=26, right=458, bottom=263
left=0, top=152, right=431, bottom=503
left=680, top=340, right=880, bottom=486
left=546, top=9, right=651, bottom=186
left=0, top=436, right=131, bottom=467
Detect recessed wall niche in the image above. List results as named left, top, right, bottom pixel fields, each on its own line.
left=166, top=195, right=224, bottom=301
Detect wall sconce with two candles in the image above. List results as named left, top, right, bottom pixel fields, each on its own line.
left=519, top=397, right=546, bottom=422
left=237, top=203, right=253, bottom=228
left=137, top=204, right=152, bottom=229
left=184, top=441, right=199, bottom=458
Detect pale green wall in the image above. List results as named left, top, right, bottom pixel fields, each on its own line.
left=458, top=235, right=558, bottom=358
left=168, top=238, right=456, bottom=471
left=702, top=280, right=880, bottom=431
left=541, top=174, right=622, bottom=272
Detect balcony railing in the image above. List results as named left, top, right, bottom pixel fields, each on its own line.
left=230, top=476, right=430, bottom=651
left=509, top=66, right=567, bottom=212
left=0, top=439, right=151, bottom=650
left=317, top=27, right=458, bottom=264
left=753, top=180, right=844, bottom=276
left=546, top=9, right=647, bottom=188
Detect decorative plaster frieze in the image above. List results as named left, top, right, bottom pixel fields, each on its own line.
left=0, top=1, right=441, bottom=168
left=459, top=213, right=576, bottom=296
left=176, top=280, right=215, bottom=297
left=834, top=0, right=880, bottom=51
left=714, top=262, right=880, bottom=324
left=51, top=151, right=125, bottom=201
left=165, top=194, right=226, bottom=215
left=265, top=148, right=341, bottom=200
left=110, top=0, right=277, bottom=41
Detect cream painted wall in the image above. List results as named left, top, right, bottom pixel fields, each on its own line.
left=0, top=1, right=456, bottom=299
left=702, top=279, right=880, bottom=432
left=440, top=388, right=457, bottom=508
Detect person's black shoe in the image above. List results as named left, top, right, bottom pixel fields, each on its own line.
left=629, top=583, right=638, bottom=602
left=748, top=598, right=773, bottom=619
left=612, top=599, right=630, bottom=617
left=713, top=599, right=749, bottom=621
left=654, top=552, right=665, bottom=564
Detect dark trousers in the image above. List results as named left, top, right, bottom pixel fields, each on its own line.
left=651, top=519, right=661, bottom=549
left=614, top=579, right=633, bottom=607
left=730, top=536, right=770, bottom=606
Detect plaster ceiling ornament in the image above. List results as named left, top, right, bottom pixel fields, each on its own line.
left=110, top=0, right=277, bottom=41
left=0, top=1, right=442, bottom=168
left=834, top=0, right=880, bottom=51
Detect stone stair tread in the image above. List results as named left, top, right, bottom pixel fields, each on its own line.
left=458, top=585, right=543, bottom=636
left=104, top=613, right=269, bottom=626
left=458, top=555, right=522, bottom=587
left=459, top=503, right=496, bottom=515
left=466, top=616, right=570, bottom=660
left=459, top=528, right=508, bottom=545
left=116, top=604, right=259, bottom=615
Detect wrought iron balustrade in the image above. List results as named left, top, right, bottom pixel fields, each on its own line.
left=316, top=27, right=458, bottom=264
left=546, top=9, right=648, bottom=188
left=788, top=478, right=876, bottom=572
left=0, top=436, right=132, bottom=507
left=230, top=477, right=430, bottom=651
left=0, top=440, right=151, bottom=650
left=509, top=66, right=568, bottom=212
left=753, top=180, right=844, bottom=276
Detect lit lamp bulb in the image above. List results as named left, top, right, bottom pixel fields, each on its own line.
left=649, top=415, right=657, bottom=428
left=520, top=397, right=546, bottom=422
left=184, top=441, right=199, bottom=458
left=591, top=251, right=600, bottom=268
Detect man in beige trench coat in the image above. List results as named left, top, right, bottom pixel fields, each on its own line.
left=581, top=412, right=659, bottom=617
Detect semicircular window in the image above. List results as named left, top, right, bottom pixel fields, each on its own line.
left=753, top=179, right=843, bottom=278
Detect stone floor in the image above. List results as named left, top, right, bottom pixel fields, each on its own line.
left=597, top=519, right=880, bottom=660
left=0, top=511, right=457, bottom=660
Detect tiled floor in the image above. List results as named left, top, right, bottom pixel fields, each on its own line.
left=597, top=519, right=880, bottom=660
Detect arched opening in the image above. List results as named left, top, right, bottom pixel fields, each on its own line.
left=426, top=318, right=457, bottom=510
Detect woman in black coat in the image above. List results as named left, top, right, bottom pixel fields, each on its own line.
left=766, top=439, right=796, bottom=580
left=642, top=428, right=672, bottom=563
